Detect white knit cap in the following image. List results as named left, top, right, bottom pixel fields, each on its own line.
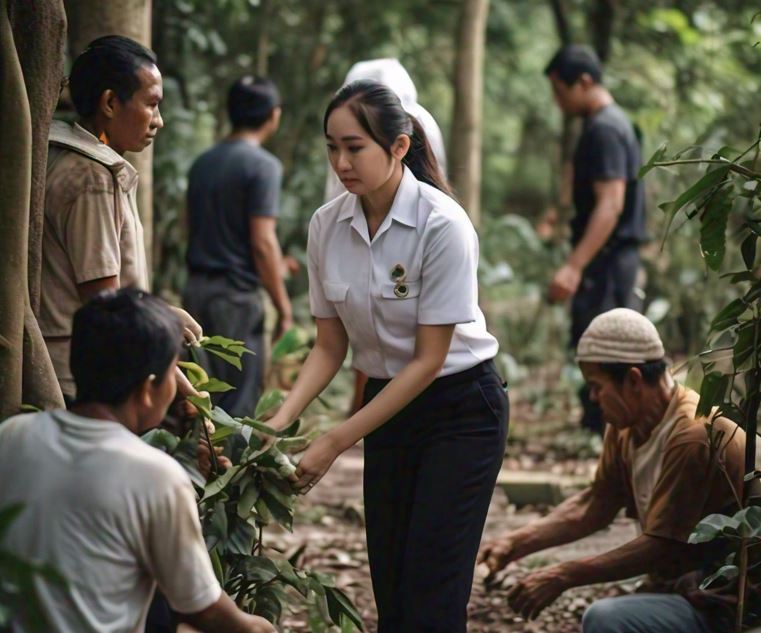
left=576, top=308, right=665, bottom=364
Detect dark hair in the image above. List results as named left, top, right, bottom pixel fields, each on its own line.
left=544, top=45, right=603, bottom=86
left=598, top=359, right=668, bottom=386
left=69, top=35, right=158, bottom=119
left=324, top=80, right=451, bottom=196
left=70, top=288, right=184, bottom=405
left=228, top=76, right=281, bottom=130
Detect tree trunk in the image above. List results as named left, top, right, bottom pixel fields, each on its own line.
left=64, top=0, right=154, bottom=279
left=450, top=0, right=489, bottom=229
left=0, top=0, right=67, bottom=419
left=256, top=0, right=270, bottom=77
left=548, top=0, right=577, bottom=226
left=588, top=0, right=616, bottom=63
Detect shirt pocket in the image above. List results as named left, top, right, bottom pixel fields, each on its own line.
left=379, top=280, right=421, bottom=337
left=323, top=280, right=349, bottom=303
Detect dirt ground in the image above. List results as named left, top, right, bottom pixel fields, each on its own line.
left=268, top=397, right=641, bottom=633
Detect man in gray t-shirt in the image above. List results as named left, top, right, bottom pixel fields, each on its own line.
left=544, top=46, right=647, bottom=434
left=184, top=77, right=292, bottom=418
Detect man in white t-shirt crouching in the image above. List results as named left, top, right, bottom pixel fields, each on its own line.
left=0, top=288, right=274, bottom=633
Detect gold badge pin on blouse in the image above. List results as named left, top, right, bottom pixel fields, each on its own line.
left=390, top=264, right=409, bottom=298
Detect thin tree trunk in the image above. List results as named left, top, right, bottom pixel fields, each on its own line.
left=450, top=0, right=489, bottom=229
left=65, top=0, right=154, bottom=280
left=588, top=0, right=616, bottom=63
left=256, top=0, right=270, bottom=77
left=547, top=0, right=577, bottom=226
left=0, top=0, right=66, bottom=419
left=11, top=0, right=68, bottom=412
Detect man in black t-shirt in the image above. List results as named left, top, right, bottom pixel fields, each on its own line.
left=183, top=77, right=292, bottom=417
left=544, top=45, right=647, bottom=433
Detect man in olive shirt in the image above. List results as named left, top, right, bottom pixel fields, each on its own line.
left=544, top=45, right=647, bottom=434
left=42, top=35, right=201, bottom=402
left=478, top=309, right=744, bottom=633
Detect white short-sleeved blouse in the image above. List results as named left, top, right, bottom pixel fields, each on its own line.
left=308, top=166, right=498, bottom=379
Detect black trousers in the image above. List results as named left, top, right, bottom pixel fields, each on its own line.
left=570, top=245, right=642, bottom=434
left=362, top=360, right=509, bottom=633
left=183, top=272, right=266, bottom=418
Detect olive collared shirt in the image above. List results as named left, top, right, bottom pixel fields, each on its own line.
left=40, top=121, right=149, bottom=397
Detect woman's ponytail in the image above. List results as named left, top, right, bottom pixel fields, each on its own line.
left=403, top=116, right=452, bottom=197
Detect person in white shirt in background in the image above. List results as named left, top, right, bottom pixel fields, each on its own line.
left=323, top=58, right=449, bottom=415
left=268, top=80, right=507, bottom=633
left=0, top=288, right=274, bottom=633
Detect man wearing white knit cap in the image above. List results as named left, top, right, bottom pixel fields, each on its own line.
left=478, top=308, right=746, bottom=632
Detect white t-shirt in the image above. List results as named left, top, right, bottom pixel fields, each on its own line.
left=630, top=381, right=681, bottom=526
left=0, top=410, right=221, bottom=633
left=308, top=166, right=498, bottom=378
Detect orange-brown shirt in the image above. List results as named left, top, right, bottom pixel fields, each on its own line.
left=591, top=385, right=744, bottom=542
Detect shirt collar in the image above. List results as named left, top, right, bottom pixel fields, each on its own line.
left=49, top=120, right=139, bottom=192
left=336, top=166, right=420, bottom=229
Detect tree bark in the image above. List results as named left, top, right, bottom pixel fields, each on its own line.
left=449, top=0, right=489, bottom=229
left=548, top=0, right=577, bottom=225
left=64, top=0, right=154, bottom=278
left=0, top=0, right=66, bottom=419
left=588, top=0, right=616, bottom=63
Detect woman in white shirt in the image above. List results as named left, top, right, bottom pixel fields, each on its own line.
left=267, top=80, right=509, bottom=632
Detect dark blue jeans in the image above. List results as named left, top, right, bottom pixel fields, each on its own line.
left=362, top=360, right=509, bottom=633
left=571, top=245, right=642, bottom=434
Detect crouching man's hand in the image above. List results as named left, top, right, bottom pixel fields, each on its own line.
left=477, top=534, right=523, bottom=577
left=507, top=564, right=570, bottom=620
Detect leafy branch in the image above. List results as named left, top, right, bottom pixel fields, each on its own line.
left=145, top=331, right=363, bottom=631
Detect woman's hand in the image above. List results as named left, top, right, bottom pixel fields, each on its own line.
left=291, top=433, right=343, bottom=493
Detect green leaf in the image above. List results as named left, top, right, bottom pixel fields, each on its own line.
left=699, top=188, right=732, bottom=271
left=196, top=378, right=236, bottom=394
left=697, top=372, right=730, bottom=416
left=638, top=142, right=668, bottom=178
left=699, top=564, right=739, bottom=590
left=689, top=513, right=741, bottom=544
left=733, top=506, right=761, bottom=537
left=271, top=328, right=309, bottom=361
left=734, top=322, right=758, bottom=369
left=187, top=394, right=213, bottom=419
left=205, top=347, right=243, bottom=370
left=260, top=491, right=294, bottom=531
left=276, top=435, right=311, bottom=454
left=226, top=519, right=257, bottom=555
left=275, top=559, right=308, bottom=596
left=237, top=480, right=261, bottom=519
left=178, top=361, right=209, bottom=386
left=660, top=166, right=731, bottom=241
left=202, top=465, right=240, bottom=501
left=742, top=233, right=758, bottom=270
left=326, top=586, right=364, bottom=630
left=255, top=389, right=286, bottom=418
left=253, top=585, right=283, bottom=624
left=209, top=548, right=224, bottom=584
left=241, top=556, right=280, bottom=583
left=710, top=299, right=748, bottom=332
left=210, top=425, right=237, bottom=443
left=140, top=428, right=180, bottom=453
left=204, top=501, right=228, bottom=550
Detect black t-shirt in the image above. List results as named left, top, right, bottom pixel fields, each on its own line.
left=186, top=140, right=282, bottom=290
left=571, top=103, right=647, bottom=248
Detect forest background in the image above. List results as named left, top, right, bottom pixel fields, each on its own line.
left=144, top=0, right=761, bottom=383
